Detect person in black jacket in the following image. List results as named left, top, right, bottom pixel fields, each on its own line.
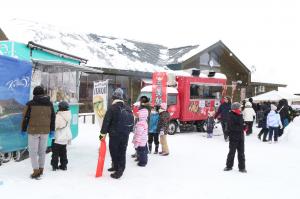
left=224, top=102, right=247, bottom=173
left=257, top=102, right=271, bottom=142
left=215, top=96, right=231, bottom=141
left=99, top=88, right=134, bottom=179
left=277, top=99, right=290, bottom=137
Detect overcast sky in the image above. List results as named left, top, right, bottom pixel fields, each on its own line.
left=1, top=0, right=299, bottom=92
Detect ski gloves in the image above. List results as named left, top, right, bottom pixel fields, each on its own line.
left=99, top=133, right=106, bottom=141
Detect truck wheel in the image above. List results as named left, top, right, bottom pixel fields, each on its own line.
left=196, top=121, right=207, bottom=132
left=168, top=121, right=178, bottom=135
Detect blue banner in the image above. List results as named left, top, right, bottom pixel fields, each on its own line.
left=0, top=55, right=32, bottom=152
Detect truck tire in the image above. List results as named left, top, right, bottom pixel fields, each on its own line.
left=168, top=120, right=178, bottom=135
left=196, top=121, right=207, bottom=132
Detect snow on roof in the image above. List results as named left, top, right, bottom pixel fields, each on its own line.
left=0, top=19, right=169, bottom=73
left=250, top=90, right=300, bottom=102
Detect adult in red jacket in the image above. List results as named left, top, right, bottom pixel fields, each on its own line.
left=224, top=102, right=247, bottom=173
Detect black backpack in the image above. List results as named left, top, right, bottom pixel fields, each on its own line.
left=116, top=104, right=134, bottom=134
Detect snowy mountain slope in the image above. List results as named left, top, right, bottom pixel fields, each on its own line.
left=0, top=118, right=299, bottom=199
left=0, top=19, right=221, bottom=74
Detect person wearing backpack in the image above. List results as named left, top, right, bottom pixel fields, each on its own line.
left=99, top=88, right=134, bottom=179
left=51, top=101, right=72, bottom=171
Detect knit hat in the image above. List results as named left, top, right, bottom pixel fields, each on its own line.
left=231, top=102, right=241, bottom=110
left=271, top=104, right=277, bottom=111
left=58, top=101, right=69, bottom=111
left=112, top=88, right=124, bottom=100
left=33, top=86, right=45, bottom=96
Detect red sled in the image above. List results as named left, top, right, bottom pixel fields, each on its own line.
left=95, top=140, right=107, bottom=178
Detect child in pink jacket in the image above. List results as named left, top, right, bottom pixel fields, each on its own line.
left=132, top=97, right=149, bottom=166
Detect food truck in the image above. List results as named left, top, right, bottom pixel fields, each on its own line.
left=134, top=71, right=227, bottom=134
left=0, top=41, right=102, bottom=165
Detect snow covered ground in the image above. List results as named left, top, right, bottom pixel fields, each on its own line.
left=1, top=118, right=300, bottom=199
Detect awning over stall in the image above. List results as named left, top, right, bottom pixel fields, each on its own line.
left=32, top=60, right=103, bottom=73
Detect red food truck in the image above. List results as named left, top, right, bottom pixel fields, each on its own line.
left=134, top=70, right=227, bottom=134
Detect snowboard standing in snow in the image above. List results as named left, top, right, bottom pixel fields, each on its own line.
left=96, top=140, right=107, bottom=177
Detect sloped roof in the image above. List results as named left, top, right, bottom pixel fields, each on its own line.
left=0, top=19, right=169, bottom=73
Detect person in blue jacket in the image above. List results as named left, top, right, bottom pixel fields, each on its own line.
left=148, top=105, right=160, bottom=154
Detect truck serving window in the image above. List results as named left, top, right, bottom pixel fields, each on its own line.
left=190, top=84, right=222, bottom=99
left=136, top=92, right=177, bottom=105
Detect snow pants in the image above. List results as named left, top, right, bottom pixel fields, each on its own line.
left=136, top=145, right=148, bottom=166
left=258, top=128, right=269, bottom=141
left=244, top=121, right=254, bottom=135
left=160, top=134, right=169, bottom=154
left=226, top=138, right=246, bottom=170
left=148, top=133, right=159, bottom=145
left=221, top=121, right=229, bottom=140
left=51, top=141, right=68, bottom=168
left=109, top=135, right=129, bottom=173
left=28, top=134, right=48, bottom=170
left=268, top=127, right=279, bottom=142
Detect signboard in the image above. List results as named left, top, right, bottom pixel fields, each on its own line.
left=0, top=55, right=32, bottom=152
left=152, top=72, right=167, bottom=106
left=93, top=80, right=108, bottom=127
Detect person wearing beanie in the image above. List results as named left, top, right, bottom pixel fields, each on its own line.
left=148, top=105, right=160, bottom=154
left=224, top=102, right=247, bottom=173
left=157, top=102, right=170, bottom=156
left=242, top=101, right=256, bottom=136
left=132, top=96, right=150, bottom=166
left=215, top=96, right=231, bottom=141
left=267, top=104, right=283, bottom=143
left=99, top=88, right=134, bottom=179
left=51, top=101, right=72, bottom=171
left=21, top=85, right=55, bottom=179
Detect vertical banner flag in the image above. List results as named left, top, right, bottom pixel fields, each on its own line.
left=152, top=72, right=167, bottom=106
left=93, top=80, right=108, bottom=127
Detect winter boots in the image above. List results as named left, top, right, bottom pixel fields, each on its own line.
left=148, top=144, right=152, bottom=154
left=110, top=170, right=123, bottom=179
left=239, top=169, right=247, bottom=173
left=148, top=145, right=159, bottom=154
left=30, top=169, right=41, bottom=179
left=223, top=167, right=232, bottom=171
left=154, top=145, right=159, bottom=154
left=39, top=168, right=44, bottom=176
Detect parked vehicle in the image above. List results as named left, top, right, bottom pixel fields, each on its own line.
left=134, top=71, right=227, bottom=135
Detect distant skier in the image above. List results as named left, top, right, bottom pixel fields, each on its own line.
left=51, top=101, right=72, bottom=171
left=224, top=102, right=247, bottom=173
left=21, top=86, right=55, bottom=179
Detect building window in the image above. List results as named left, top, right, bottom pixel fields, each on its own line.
left=258, top=85, right=265, bottom=93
